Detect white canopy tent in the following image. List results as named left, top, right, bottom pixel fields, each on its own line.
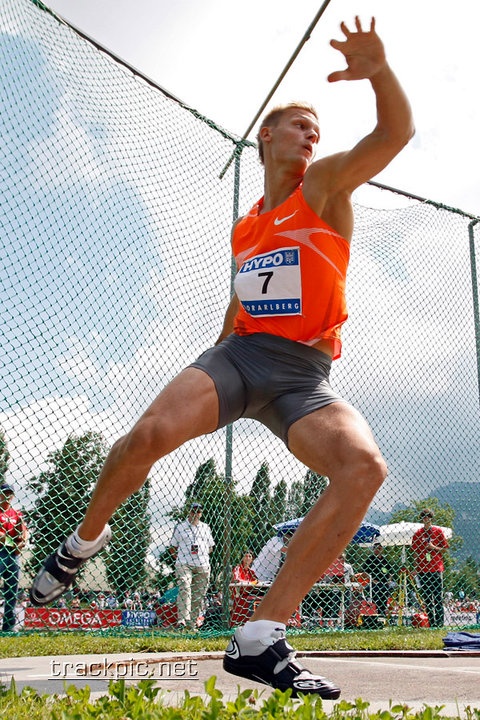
left=378, top=521, right=453, bottom=561
left=378, top=521, right=453, bottom=546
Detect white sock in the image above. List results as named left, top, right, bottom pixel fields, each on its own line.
left=67, top=527, right=108, bottom=557
left=241, top=619, right=286, bottom=639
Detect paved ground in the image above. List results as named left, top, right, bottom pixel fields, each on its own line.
left=0, top=650, right=479, bottom=716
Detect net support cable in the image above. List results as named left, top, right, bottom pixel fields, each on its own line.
left=32, top=0, right=251, bottom=147
left=219, top=0, right=333, bottom=179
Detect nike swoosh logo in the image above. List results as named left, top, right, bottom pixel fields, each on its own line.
left=274, top=211, right=298, bottom=226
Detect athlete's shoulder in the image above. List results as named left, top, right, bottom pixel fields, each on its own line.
left=230, top=200, right=260, bottom=238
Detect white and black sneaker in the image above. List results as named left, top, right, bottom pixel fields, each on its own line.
left=223, top=626, right=340, bottom=699
left=29, top=525, right=111, bottom=606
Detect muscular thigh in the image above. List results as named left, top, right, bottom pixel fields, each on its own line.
left=287, top=401, right=381, bottom=477
left=136, top=367, right=220, bottom=451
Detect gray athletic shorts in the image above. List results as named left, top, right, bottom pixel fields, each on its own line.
left=190, top=333, right=344, bottom=446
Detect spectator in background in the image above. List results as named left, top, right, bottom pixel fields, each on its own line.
left=123, top=590, right=134, bottom=609
left=106, top=592, right=117, bottom=609
left=232, top=550, right=257, bottom=584
left=0, top=483, right=27, bottom=632
left=97, top=593, right=106, bottom=610
left=412, top=508, right=449, bottom=627
left=341, top=552, right=354, bottom=583
left=341, top=551, right=355, bottom=608
left=362, top=542, right=394, bottom=615
left=132, top=591, right=142, bottom=610
left=169, top=502, right=214, bottom=629
left=444, top=590, right=454, bottom=606
left=230, top=551, right=258, bottom=628
left=252, top=530, right=295, bottom=584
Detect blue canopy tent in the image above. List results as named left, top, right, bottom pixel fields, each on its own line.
left=273, top=518, right=381, bottom=545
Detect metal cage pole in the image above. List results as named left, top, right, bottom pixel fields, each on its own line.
left=221, top=144, right=244, bottom=627
left=220, top=0, right=333, bottom=179
left=468, top=219, right=480, bottom=406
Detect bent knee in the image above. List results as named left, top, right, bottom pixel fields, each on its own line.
left=354, top=447, right=388, bottom=493
left=112, top=417, right=173, bottom=466
left=368, top=450, right=388, bottom=487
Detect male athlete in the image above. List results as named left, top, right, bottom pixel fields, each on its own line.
left=30, top=17, right=414, bottom=697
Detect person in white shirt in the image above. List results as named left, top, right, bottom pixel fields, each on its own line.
left=341, top=552, right=354, bottom=583
left=169, top=503, right=214, bottom=629
left=252, top=530, right=295, bottom=584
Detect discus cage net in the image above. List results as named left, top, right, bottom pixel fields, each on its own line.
left=1, top=0, right=479, bottom=635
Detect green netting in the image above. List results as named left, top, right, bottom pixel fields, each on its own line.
left=1, top=0, right=479, bottom=636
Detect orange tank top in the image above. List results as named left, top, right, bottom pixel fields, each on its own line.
left=232, top=185, right=350, bottom=359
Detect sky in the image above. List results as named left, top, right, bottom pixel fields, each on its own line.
left=44, top=0, right=480, bottom=218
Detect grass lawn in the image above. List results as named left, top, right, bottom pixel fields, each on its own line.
left=0, top=626, right=449, bottom=659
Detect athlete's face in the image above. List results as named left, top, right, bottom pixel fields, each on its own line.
left=272, top=109, right=320, bottom=169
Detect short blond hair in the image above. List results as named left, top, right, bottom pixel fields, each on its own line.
left=256, top=102, right=318, bottom=164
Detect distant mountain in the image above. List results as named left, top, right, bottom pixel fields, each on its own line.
left=366, top=482, right=480, bottom=563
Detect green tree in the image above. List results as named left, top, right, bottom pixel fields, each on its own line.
left=447, top=555, right=480, bottom=600
left=390, top=497, right=455, bottom=529
left=301, top=470, right=328, bottom=516
left=214, top=486, right=253, bottom=583
left=286, top=479, right=304, bottom=519
left=270, top=479, right=287, bottom=525
left=105, top=479, right=151, bottom=598
left=248, top=462, right=273, bottom=555
left=0, top=428, right=10, bottom=482
left=170, top=458, right=222, bottom=528
left=185, top=459, right=218, bottom=504
left=25, top=432, right=107, bottom=580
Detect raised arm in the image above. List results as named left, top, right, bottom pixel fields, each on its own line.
left=307, top=17, right=414, bottom=196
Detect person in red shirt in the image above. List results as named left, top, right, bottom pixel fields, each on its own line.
left=0, top=483, right=27, bottom=632
left=411, top=508, right=449, bottom=627
left=232, top=551, right=257, bottom=584
left=230, top=550, right=258, bottom=626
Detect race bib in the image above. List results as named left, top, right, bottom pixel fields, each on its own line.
left=234, top=247, right=301, bottom=317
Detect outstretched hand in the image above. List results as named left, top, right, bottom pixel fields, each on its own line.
left=328, top=16, right=386, bottom=83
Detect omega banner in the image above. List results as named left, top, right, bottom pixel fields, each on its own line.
left=24, top=608, right=156, bottom=629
